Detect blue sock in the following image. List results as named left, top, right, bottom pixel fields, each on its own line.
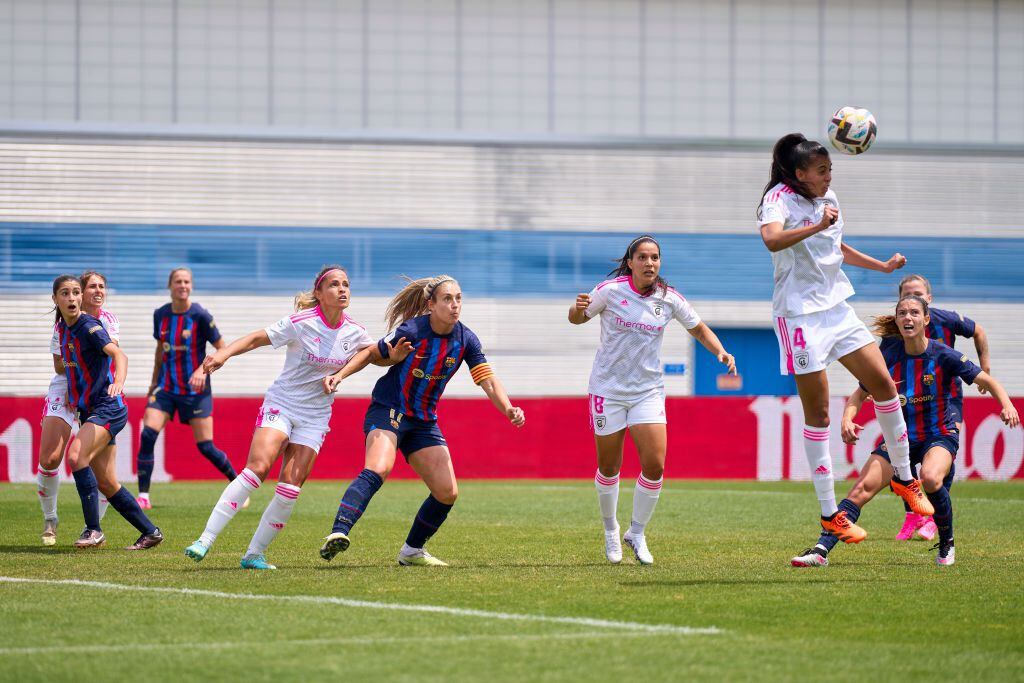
left=107, top=486, right=157, bottom=535
left=404, top=495, right=454, bottom=549
left=136, top=426, right=158, bottom=493
left=818, top=499, right=861, bottom=553
left=197, top=440, right=237, bottom=481
left=73, top=467, right=101, bottom=531
left=926, top=486, right=954, bottom=545
left=332, top=469, right=384, bottom=534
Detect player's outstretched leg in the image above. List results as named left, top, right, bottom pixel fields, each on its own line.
left=623, top=474, right=661, bottom=565
left=240, top=483, right=300, bottom=570
left=186, top=468, right=262, bottom=561
left=321, top=469, right=384, bottom=561
left=397, top=495, right=453, bottom=567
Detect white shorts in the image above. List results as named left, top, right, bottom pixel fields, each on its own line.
left=774, top=300, right=875, bottom=375
left=588, top=389, right=667, bottom=436
left=254, top=402, right=330, bottom=454
left=41, top=375, right=76, bottom=428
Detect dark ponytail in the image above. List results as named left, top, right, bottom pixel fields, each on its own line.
left=51, top=274, right=82, bottom=324
left=758, top=133, right=831, bottom=213
left=607, top=235, right=669, bottom=295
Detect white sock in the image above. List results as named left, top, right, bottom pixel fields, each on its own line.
left=629, top=474, right=662, bottom=536
left=874, top=397, right=913, bottom=481
left=138, top=492, right=150, bottom=502
left=400, top=543, right=423, bottom=557
left=199, top=468, right=262, bottom=547
left=36, top=466, right=60, bottom=520
left=594, top=469, right=620, bottom=531
left=803, top=425, right=838, bottom=516
left=245, top=483, right=299, bottom=557
left=98, top=497, right=109, bottom=521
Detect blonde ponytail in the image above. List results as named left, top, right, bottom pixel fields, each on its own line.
left=385, top=274, right=457, bottom=329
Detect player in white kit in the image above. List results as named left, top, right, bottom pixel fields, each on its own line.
left=37, top=271, right=120, bottom=545
left=570, top=236, right=736, bottom=565
left=757, top=133, right=933, bottom=557
left=183, top=265, right=391, bottom=570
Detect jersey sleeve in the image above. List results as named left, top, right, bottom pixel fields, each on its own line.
left=669, top=291, right=701, bottom=330
left=49, top=325, right=60, bottom=355
left=941, top=347, right=982, bottom=385
left=265, top=314, right=300, bottom=349
left=85, top=321, right=114, bottom=351
left=948, top=310, right=977, bottom=338
left=758, top=194, right=789, bottom=226
left=200, top=309, right=223, bottom=344
left=378, top=319, right=419, bottom=359
left=101, top=313, right=120, bottom=342
left=152, top=310, right=161, bottom=341
left=464, top=329, right=494, bottom=385
left=584, top=282, right=611, bottom=319
left=355, top=326, right=375, bottom=351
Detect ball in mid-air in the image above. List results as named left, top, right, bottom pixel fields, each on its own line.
left=827, top=106, right=877, bottom=155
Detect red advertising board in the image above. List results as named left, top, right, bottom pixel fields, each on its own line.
left=1, top=395, right=1021, bottom=482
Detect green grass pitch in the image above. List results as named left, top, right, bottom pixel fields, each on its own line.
left=1, top=479, right=1023, bottom=682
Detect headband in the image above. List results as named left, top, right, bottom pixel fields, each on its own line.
left=628, top=236, right=658, bottom=252
left=314, top=268, right=345, bottom=290
left=424, top=276, right=455, bottom=298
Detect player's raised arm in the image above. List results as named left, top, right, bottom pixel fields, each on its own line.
left=840, top=242, right=906, bottom=273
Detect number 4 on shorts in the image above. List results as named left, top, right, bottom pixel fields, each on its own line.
left=793, top=327, right=806, bottom=349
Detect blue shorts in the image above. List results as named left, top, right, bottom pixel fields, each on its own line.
left=148, top=389, right=213, bottom=423
left=874, top=434, right=958, bottom=489
left=81, top=399, right=128, bottom=439
left=363, top=402, right=447, bottom=461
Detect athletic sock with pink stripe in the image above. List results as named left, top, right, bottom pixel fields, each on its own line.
left=594, top=469, right=620, bottom=531
left=36, top=466, right=60, bottom=520
left=629, top=474, right=663, bottom=536
left=803, top=424, right=838, bottom=516
left=245, top=482, right=300, bottom=557
left=874, top=396, right=913, bottom=481
left=199, top=468, right=262, bottom=547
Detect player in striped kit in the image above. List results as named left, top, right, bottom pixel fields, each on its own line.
left=570, top=235, right=736, bottom=565
left=51, top=274, right=163, bottom=550
left=184, top=265, right=387, bottom=570
left=885, top=274, right=990, bottom=541
left=319, top=275, right=525, bottom=567
left=791, top=296, right=1018, bottom=567
left=758, top=133, right=932, bottom=555
left=136, top=267, right=236, bottom=509
left=37, top=271, right=120, bottom=545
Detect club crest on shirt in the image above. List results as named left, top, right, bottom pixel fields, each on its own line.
left=923, top=374, right=934, bottom=385
left=343, top=342, right=350, bottom=351
left=182, top=329, right=191, bottom=339
left=445, top=356, right=457, bottom=367
left=653, top=304, right=662, bottom=317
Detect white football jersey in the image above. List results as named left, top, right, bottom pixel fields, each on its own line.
left=263, top=306, right=375, bottom=414
left=759, top=183, right=855, bottom=318
left=584, top=277, right=701, bottom=399
left=48, top=309, right=120, bottom=394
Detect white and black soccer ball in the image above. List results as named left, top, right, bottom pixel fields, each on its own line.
left=827, top=106, right=877, bottom=155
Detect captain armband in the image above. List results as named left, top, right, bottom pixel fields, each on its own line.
left=470, top=363, right=495, bottom=385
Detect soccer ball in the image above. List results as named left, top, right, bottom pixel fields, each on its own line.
left=827, top=106, right=877, bottom=155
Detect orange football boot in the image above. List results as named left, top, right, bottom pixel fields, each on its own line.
left=890, top=478, right=935, bottom=516
left=820, top=510, right=867, bottom=544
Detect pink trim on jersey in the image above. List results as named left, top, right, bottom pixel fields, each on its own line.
left=777, top=317, right=795, bottom=375
left=666, top=287, right=687, bottom=305
left=346, top=317, right=366, bottom=330
left=595, top=276, right=630, bottom=292
left=290, top=310, right=319, bottom=323
left=315, top=305, right=344, bottom=330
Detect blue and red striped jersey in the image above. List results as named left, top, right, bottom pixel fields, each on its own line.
left=879, top=307, right=977, bottom=421
left=865, top=339, right=981, bottom=443
left=153, top=302, right=222, bottom=396
left=56, top=312, right=124, bottom=413
left=371, top=315, right=488, bottom=421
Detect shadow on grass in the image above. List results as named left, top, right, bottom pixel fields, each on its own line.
left=619, top=576, right=880, bottom=587
left=0, top=545, right=77, bottom=555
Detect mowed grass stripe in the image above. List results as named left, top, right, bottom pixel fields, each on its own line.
left=0, top=576, right=725, bottom=635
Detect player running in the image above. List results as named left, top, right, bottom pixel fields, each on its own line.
left=569, top=235, right=735, bottom=565
left=758, top=133, right=931, bottom=554
left=184, top=266, right=387, bottom=570
left=51, top=275, right=163, bottom=550
left=136, top=267, right=236, bottom=508
left=319, top=275, right=525, bottom=567
left=791, top=295, right=1018, bottom=567
left=37, top=271, right=121, bottom=545
left=885, top=274, right=991, bottom=541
